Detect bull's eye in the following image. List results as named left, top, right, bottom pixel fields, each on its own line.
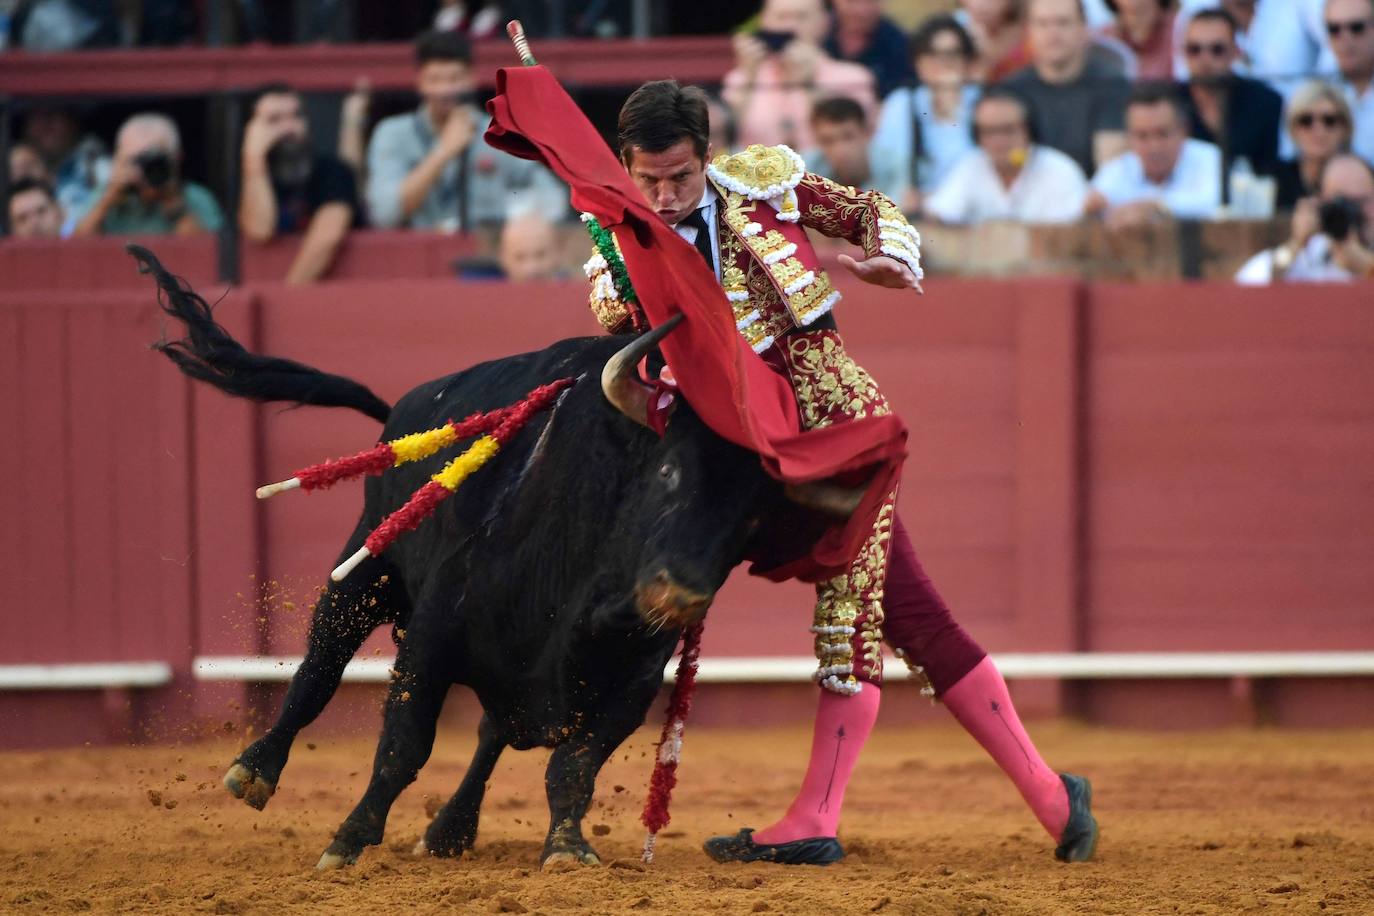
left=658, top=462, right=681, bottom=490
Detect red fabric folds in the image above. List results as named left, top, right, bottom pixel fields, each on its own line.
left=484, top=66, right=907, bottom=582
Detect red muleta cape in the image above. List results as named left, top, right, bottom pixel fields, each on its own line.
left=484, top=65, right=907, bottom=583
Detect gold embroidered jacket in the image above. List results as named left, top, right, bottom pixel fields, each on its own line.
left=584, top=143, right=922, bottom=350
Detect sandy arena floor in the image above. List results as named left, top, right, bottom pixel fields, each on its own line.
left=1, top=722, right=1372, bottom=914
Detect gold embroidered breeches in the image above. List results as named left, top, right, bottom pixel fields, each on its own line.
left=778, top=329, right=897, bottom=695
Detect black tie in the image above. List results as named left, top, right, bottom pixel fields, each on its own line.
left=681, top=207, right=716, bottom=273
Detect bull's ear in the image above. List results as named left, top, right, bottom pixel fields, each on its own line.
left=601, top=314, right=684, bottom=428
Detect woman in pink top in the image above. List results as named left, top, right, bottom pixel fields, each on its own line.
left=723, top=0, right=877, bottom=151
left=1100, top=0, right=1178, bottom=79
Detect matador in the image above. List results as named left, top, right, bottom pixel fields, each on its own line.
left=583, top=81, right=1098, bottom=867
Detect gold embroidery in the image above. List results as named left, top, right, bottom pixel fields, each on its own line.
left=710, top=144, right=805, bottom=198
left=813, top=499, right=895, bottom=690
left=584, top=242, right=634, bottom=333
left=785, top=334, right=891, bottom=430
left=785, top=330, right=898, bottom=691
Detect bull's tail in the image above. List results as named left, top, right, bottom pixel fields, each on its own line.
left=130, top=244, right=391, bottom=423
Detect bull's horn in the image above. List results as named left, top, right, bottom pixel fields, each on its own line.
left=784, top=481, right=867, bottom=517
left=601, top=314, right=685, bottom=427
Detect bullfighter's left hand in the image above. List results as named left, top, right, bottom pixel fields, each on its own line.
left=838, top=253, right=923, bottom=294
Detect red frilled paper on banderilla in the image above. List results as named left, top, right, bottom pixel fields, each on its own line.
left=483, top=66, right=907, bottom=584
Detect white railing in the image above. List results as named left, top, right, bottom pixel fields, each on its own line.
left=0, top=662, right=173, bottom=690
left=192, top=652, right=1374, bottom=685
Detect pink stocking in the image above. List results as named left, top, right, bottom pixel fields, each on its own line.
left=941, top=656, right=1070, bottom=840
left=751, top=685, right=881, bottom=844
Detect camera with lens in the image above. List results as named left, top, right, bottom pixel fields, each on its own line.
left=1318, top=196, right=1367, bottom=243
left=133, top=149, right=176, bottom=190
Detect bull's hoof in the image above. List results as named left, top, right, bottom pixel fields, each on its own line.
left=314, top=840, right=359, bottom=873
left=412, top=838, right=429, bottom=857
left=417, top=834, right=470, bottom=859
left=541, top=848, right=601, bottom=871
left=315, top=850, right=358, bottom=871
left=223, top=763, right=275, bottom=811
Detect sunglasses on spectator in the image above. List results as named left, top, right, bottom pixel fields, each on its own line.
left=1326, top=19, right=1371, bottom=38
left=1185, top=42, right=1230, bottom=57
left=1294, top=112, right=1347, bottom=130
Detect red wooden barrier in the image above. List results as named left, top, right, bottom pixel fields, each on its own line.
left=3, top=245, right=1374, bottom=745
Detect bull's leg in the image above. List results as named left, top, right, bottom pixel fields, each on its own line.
left=317, top=632, right=451, bottom=870
left=417, top=714, right=506, bottom=858
left=541, top=707, right=644, bottom=869
left=224, top=548, right=405, bottom=811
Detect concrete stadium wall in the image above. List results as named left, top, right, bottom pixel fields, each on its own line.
left=3, top=236, right=1373, bottom=746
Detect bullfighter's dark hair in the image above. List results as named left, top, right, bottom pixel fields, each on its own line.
left=617, top=80, right=710, bottom=163
left=130, top=245, right=392, bottom=423
left=1127, top=81, right=1189, bottom=124
left=810, top=96, right=867, bottom=129
left=415, top=29, right=472, bottom=67
left=7, top=176, right=57, bottom=206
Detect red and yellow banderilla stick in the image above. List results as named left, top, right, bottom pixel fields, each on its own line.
left=329, top=377, right=576, bottom=581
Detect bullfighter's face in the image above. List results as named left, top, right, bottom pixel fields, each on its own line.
left=623, top=138, right=711, bottom=228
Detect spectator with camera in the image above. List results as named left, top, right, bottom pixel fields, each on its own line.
left=872, top=14, right=980, bottom=214
left=1003, top=0, right=1132, bottom=177
left=1237, top=152, right=1374, bottom=282
left=1327, top=0, right=1374, bottom=165
left=1272, top=81, right=1356, bottom=210
left=803, top=97, right=904, bottom=200
left=1085, top=83, right=1224, bottom=226
left=366, top=30, right=565, bottom=232
left=1179, top=8, right=1283, bottom=179
left=926, top=87, right=1090, bottom=224
left=722, top=0, right=877, bottom=151
left=70, top=112, right=222, bottom=237
left=7, top=179, right=63, bottom=239
left=238, top=83, right=359, bottom=285
left=823, top=0, right=915, bottom=99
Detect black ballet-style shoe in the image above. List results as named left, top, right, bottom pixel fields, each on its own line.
left=703, top=828, right=846, bottom=866
left=1054, top=773, right=1098, bottom=863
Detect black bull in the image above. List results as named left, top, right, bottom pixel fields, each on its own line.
left=132, top=247, right=835, bottom=869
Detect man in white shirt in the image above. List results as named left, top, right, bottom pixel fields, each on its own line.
left=1327, top=0, right=1374, bottom=164
left=1236, top=152, right=1374, bottom=282
left=1085, top=83, right=1224, bottom=227
left=926, top=87, right=1089, bottom=224
left=1247, top=0, right=1335, bottom=90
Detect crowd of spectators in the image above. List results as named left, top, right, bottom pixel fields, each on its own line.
left=731, top=0, right=1373, bottom=283
left=5, top=0, right=1373, bottom=284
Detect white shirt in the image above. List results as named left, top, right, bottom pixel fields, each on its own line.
left=673, top=186, right=721, bottom=280
left=926, top=145, right=1089, bottom=225
left=1343, top=80, right=1374, bottom=166
left=1091, top=138, right=1224, bottom=219
left=1235, top=233, right=1354, bottom=284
